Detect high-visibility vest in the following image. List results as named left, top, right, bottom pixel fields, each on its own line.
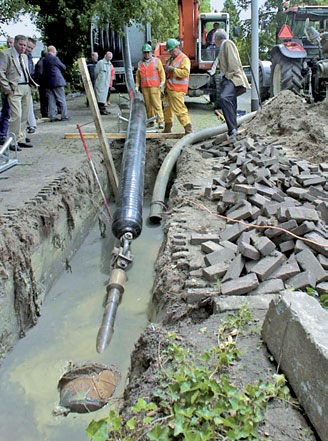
left=109, top=63, right=115, bottom=87
left=165, top=52, right=189, bottom=93
left=138, top=58, right=161, bottom=87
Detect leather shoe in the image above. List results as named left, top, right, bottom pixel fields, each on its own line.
left=61, top=117, right=70, bottom=121
left=18, top=142, right=33, bottom=148
left=10, top=145, right=22, bottom=151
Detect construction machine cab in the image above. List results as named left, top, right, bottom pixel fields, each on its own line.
left=199, top=13, right=230, bottom=64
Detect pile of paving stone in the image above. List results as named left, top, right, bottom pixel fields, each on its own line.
left=193, top=135, right=328, bottom=296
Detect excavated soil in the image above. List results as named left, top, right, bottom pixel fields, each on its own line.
left=1, top=90, right=327, bottom=439
left=245, top=91, right=328, bottom=163
left=123, top=91, right=328, bottom=440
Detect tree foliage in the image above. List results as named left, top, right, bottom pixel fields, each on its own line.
left=92, top=0, right=179, bottom=42
left=199, top=0, right=211, bottom=13
left=3, top=0, right=328, bottom=81
left=25, top=0, right=93, bottom=62
left=222, top=0, right=250, bottom=64
left=0, top=0, right=34, bottom=25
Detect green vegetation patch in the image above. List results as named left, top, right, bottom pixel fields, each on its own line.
left=86, top=306, right=291, bottom=441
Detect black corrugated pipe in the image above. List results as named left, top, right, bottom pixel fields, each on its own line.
left=96, top=26, right=147, bottom=353
left=111, top=26, right=147, bottom=240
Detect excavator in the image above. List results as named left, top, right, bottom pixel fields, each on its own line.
left=154, top=0, right=232, bottom=103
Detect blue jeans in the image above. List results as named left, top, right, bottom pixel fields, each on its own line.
left=0, top=95, right=11, bottom=140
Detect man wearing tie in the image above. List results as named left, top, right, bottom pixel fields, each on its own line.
left=0, top=34, right=36, bottom=150
left=0, top=36, right=14, bottom=145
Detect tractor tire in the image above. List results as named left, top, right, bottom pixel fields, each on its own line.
left=259, top=64, right=270, bottom=103
left=270, top=51, right=303, bottom=97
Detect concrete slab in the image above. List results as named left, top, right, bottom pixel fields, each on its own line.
left=221, top=273, right=259, bottom=295
left=262, top=291, right=328, bottom=441
left=214, top=293, right=278, bottom=313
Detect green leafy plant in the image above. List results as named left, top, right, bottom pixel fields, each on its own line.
left=86, top=307, right=291, bottom=441
left=319, top=293, right=328, bottom=309
left=304, top=286, right=328, bottom=310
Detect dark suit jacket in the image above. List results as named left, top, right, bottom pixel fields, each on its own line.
left=87, top=59, right=97, bottom=86
left=34, top=57, right=45, bottom=86
left=206, top=29, right=216, bottom=46
left=43, top=53, right=67, bottom=88
left=0, top=48, right=31, bottom=94
left=27, top=53, right=35, bottom=76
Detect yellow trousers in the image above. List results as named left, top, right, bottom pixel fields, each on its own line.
left=141, top=87, right=164, bottom=123
left=163, top=90, right=190, bottom=128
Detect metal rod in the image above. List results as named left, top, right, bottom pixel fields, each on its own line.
left=77, top=124, right=112, bottom=223
left=96, top=267, right=127, bottom=352
left=0, top=136, right=14, bottom=156
left=247, top=53, right=262, bottom=107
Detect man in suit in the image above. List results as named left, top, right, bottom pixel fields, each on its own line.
left=0, top=34, right=36, bottom=150
left=26, top=37, right=37, bottom=134
left=43, top=45, right=69, bottom=122
left=85, top=51, right=98, bottom=107
left=87, top=51, right=98, bottom=87
left=208, top=29, right=250, bottom=139
left=34, top=50, right=48, bottom=118
left=0, top=36, right=14, bottom=145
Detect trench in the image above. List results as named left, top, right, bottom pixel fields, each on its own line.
left=1, top=88, right=324, bottom=439
left=0, top=205, right=162, bottom=441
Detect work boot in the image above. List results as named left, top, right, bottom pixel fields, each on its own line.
left=163, top=123, right=173, bottom=133
left=184, top=123, right=193, bottom=135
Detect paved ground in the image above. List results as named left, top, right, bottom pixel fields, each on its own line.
left=0, top=94, right=119, bottom=215
left=0, top=89, right=252, bottom=216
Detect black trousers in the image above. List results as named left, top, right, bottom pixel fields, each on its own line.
left=39, top=87, right=48, bottom=117
left=220, top=78, right=237, bottom=135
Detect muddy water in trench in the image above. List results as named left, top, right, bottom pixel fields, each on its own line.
left=0, top=206, right=162, bottom=441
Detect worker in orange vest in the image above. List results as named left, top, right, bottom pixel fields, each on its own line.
left=135, top=43, right=165, bottom=129
left=106, top=51, right=115, bottom=106
left=163, top=38, right=192, bottom=135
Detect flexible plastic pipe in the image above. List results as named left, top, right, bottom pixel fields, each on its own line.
left=149, top=112, right=257, bottom=223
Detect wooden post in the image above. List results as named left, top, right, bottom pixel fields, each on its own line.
left=77, top=57, right=119, bottom=198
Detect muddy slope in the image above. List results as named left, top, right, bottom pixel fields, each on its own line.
left=0, top=152, right=109, bottom=358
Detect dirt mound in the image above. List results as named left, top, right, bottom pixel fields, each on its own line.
left=245, top=90, right=328, bottom=163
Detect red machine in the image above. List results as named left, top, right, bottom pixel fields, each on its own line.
left=154, top=0, right=231, bottom=101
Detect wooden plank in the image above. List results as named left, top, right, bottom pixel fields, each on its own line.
left=64, top=132, right=184, bottom=140
left=77, top=57, right=119, bottom=197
